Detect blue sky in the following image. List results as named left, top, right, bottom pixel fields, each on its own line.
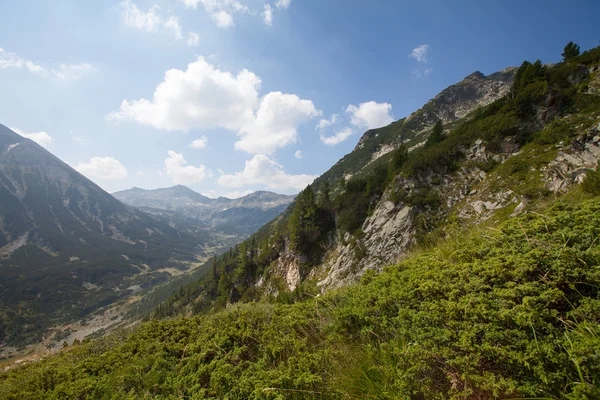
left=0, top=0, right=598, bottom=197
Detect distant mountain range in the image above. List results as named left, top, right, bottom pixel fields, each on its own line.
left=0, top=124, right=293, bottom=347
left=113, top=186, right=295, bottom=236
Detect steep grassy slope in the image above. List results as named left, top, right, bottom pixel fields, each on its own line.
left=1, top=195, right=599, bottom=399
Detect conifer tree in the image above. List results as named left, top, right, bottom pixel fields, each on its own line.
left=425, top=120, right=444, bottom=147
left=562, top=42, right=580, bottom=61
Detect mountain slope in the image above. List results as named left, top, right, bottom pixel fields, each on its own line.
left=0, top=126, right=216, bottom=346
left=2, top=196, right=599, bottom=399
left=154, top=45, right=600, bottom=319
left=113, top=186, right=295, bottom=236
left=313, top=67, right=517, bottom=188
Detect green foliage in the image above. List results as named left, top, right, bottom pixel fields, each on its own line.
left=563, top=41, right=581, bottom=61
left=582, top=164, right=600, bottom=195
left=3, top=199, right=600, bottom=399
left=425, top=120, right=444, bottom=148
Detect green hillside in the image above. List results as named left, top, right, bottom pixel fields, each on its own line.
left=1, top=194, right=599, bottom=399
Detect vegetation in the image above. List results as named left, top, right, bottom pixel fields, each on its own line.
left=563, top=41, right=581, bottom=61
left=2, top=198, right=600, bottom=399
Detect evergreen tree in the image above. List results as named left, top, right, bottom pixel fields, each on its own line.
left=562, top=42, right=581, bottom=61
left=288, top=186, right=319, bottom=252
left=425, top=120, right=444, bottom=147
left=317, top=181, right=332, bottom=209
left=387, top=145, right=408, bottom=181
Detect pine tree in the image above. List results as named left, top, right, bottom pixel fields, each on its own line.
left=288, top=186, right=319, bottom=252
left=425, top=120, right=444, bottom=147
left=317, top=181, right=331, bottom=209
left=562, top=42, right=581, bottom=61
left=387, top=145, right=408, bottom=181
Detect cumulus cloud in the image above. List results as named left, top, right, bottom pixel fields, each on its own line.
left=234, top=92, right=321, bottom=154
left=0, top=48, right=94, bottom=80
left=262, top=4, right=273, bottom=26
left=294, top=150, right=303, bottom=159
left=164, top=150, right=208, bottom=184
left=275, top=0, right=291, bottom=9
left=107, top=57, right=260, bottom=131
left=346, top=101, right=394, bottom=130
left=108, top=57, right=320, bottom=155
left=189, top=136, right=208, bottom=149
left=320, top=127, right=353, bottom=146
left=218, top=154, right=315, bottom=190
left=187, top=32, right=200, bottom=46
left=11, top=127, right=55, bottom=148
left=74, top=157, right=128, bottom=181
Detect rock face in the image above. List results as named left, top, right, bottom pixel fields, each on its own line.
left=544, top=124, right=600, bottom=192
left=0, top=124, right=216, bottom=346
left=404, top=68, right=517, bottom=129
left=113, top=187, right=295, bottom=237
left=271, top=119, right=600, bottom=295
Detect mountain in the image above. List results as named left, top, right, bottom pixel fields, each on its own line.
left=0, top=125, right=223, bottom=347
left=113, top=186, right=295, bottom=236
left=154, top=47, right=600, bottom=316
left=2, top=44, right=600, bottom=400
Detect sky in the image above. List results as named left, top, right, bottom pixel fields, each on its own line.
left=0, top=0, right=598, bottom=198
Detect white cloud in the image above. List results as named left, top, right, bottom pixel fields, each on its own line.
left=409, top=44, right=430, bottom=64
left=164, top=16, right=183, bottom=39
left=223, top=190, right=254, bottom=199
left=180, top=0, right=200, bottom=8
left=316, top=113, right=338, bottom=132
left=52, top=63, right=95, bottom=80
left=234, top=91, right=321, bottom=154
left=107, top=57, right=260, bottom=131
left=189, top=136, right=208, bottom=149
left=74, top=157, right=128, bottom=181
left=120, top=0, right=162, bottom=32
left=108, top=57, right=320, bottom=155
left=320, top=127, right=353, bottom=146
left=275, top=0, right=291, bottom=9
left=218, top=154, right=315, bottom=190
left=164, top=150, right=208, bottom=184
left=136, top=170, right=144, bottom=176
left=217, top=168, right=225, bottom=175
left=409, top=44, right=432, bottom=78
left=121, top=1, right=195, bottom=41
left=11, top=127, right=55, bottom=148
left=212, top=10, right=234, bottom=28
left=262, top=4, right=273, bottom=26
left=0, top=48, right=93, bottom=80
left=294, top=150, right=303, bottom=159
left=346, top=101, right=394, bottom=130
left=187, top=32, right=200, bottom=46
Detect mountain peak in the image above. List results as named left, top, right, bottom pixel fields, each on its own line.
left=465, top=71, right=486, bottom=80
